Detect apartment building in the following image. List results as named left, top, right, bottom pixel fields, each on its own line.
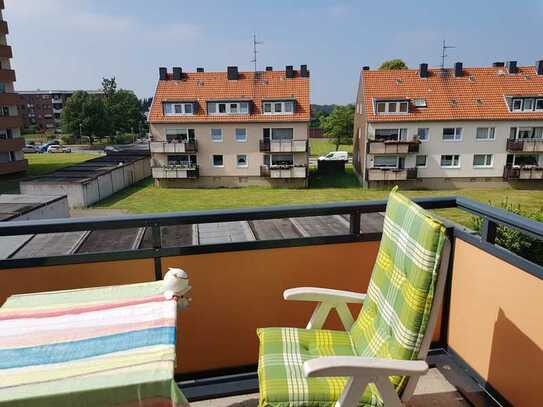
left=149, top=65, right=310, bottom=188
left=353, top=60, right=543, bottom=188
left=19, top=90, right=103, bottom=131
left=0, top=0, right=25, bottom=175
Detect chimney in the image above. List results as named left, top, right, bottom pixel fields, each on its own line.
left=265, top=66, right=273, bottom=71
left=419, top=63, right=429, bottom=78
left=493, top=62, right=505, bottom=67
left=159, top=67, right=167, bottom=80
left=285, top=65, right=295, bottom=79
left=172, top=67, right=182, bottom=80
left=362, top=66, right=370, bottom=71
left=454, top=62, right=463, bottom=77
left=227, top=66, right=239, bottom=80
left=196, top=67, right=204, bottom=73
left=506, top=61, right=518, bottom=74
left=300, top=64, right=310, bottom=77
left=536, top=60, right=543, bottom=75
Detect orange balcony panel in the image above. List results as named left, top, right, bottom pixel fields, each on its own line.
left=0, top=21, right=8, bottom=35
left=0, top=115, right=23, bottom=128
left=0, top=93, right=21, bottom=105
left=0, top=45, right=12, bottom=59
left=0, top=158, right=27, bottom=175
left=0, top=137, right=24, bottom=152
left=0, top=69, right=15, bottom=82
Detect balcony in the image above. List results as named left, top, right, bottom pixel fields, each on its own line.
left=0, top=114, right=23, bottom=128
left=367, top=167, right=417, bottom=181
left=259, top=139, right=308, bottom=153
left=152, top=165, right=199, bottom=179
left=0, top=69, right=15, bottom=83
left=0, top=93, right=20, bottom=106
left=367, top=139, right=420, bottom=154
left=0, top=197, right=541, bottom=407
left=0, top=44, right=12, bottom=59
left=0, top=137, right=23, bottom=152
left=261, top=165, right=307, bottom=178
left=0, top=158, right=27, bottom=175
left=150, top=141, right=198, bottom=153
left=507, top=138, right=543, bottom=152
left=503, top=166, right=543, bottom=180
left=0, top=21, right=8, bottom=35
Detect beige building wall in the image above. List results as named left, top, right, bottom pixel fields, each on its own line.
left=150, top=121, right=308, bottom=177
left=366, top=120, right=543, bottom=179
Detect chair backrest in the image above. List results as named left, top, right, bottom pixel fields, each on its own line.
left=349, top=188, right=447, bottom=396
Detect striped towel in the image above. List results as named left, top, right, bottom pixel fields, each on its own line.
left=0, top=281, right=188, bottom=407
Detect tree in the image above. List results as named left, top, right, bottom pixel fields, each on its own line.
left=61, top=91, right=111, bottom=144
left=102, top=77, right=117, bottom=98
left=378, top=59, right=408, bottom=70
left=102, top=77, right=145, bottom=136
left=319, top=105, right=355, bottom=150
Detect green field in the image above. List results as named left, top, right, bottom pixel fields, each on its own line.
left=309, top=138, right=353, bottom=157
left=0, top=153, right=98, bottom=194
left=96, top=167, right=543, bottom=227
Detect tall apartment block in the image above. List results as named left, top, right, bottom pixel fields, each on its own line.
left=19, top=90, right=103, bottom=131
left=149, top=65, right=310, bottom=188
left=0, top=0, right=26, bottom=175
left=353, top=60, right=543, bottom=188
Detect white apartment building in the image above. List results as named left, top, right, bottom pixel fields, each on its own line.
left=353, top=61, right=543, bottom=188
left=148, top=65, right=310, bottom=188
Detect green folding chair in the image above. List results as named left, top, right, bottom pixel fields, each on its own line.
left=257, top=188, right=450, bottom=407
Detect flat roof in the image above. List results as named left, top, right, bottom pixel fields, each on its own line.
left=0, top=194, right=66, bottom=222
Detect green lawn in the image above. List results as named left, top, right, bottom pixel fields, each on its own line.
left=96, top=167, right=543, bottom=227
left=309, top=138, right=353, bottom=157
left=0, top=153, right=98, bottom=194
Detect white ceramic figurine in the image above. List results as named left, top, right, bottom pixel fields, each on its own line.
left=163, top=268, right=190, bottom=303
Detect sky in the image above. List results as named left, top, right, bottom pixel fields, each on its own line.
left=5, top=0, right=543, bottom=104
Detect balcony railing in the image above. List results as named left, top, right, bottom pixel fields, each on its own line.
left=507, top=138, right=543, bottom=152
left=150, top=141, right=198, bottom=153
left=0, top=44, right=13, bottom=59
left=0, top=114, right=23, bottom=128
left=0, top=197, right=542, bottom=406
left=260, top=165, right=307, bottom=178
left=0, top=69, right=15, bottom=83
left=0, top=137, right=24, bottom=152
left=0, top=158, right=27, bottom=175
left=503, top=165, right=543, bottom=180
left=0, top=93, right=21, bottom=106
left=259, top=139, right=308, bottom=152
left=367, top=139, right=420, bottom=154
left=367, top=167, right=417, bottom=181
left=0, top=21, right=8, bottom=35
left=152, top=165, right=199, bottom=179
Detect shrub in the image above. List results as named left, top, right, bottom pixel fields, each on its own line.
left=60, top=135, right=76, bottom=144
left=113, top=133, right=134, bottom=145
left=471, top=199, right=543, bottom=266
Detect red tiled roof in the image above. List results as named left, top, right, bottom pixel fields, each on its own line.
left=361, top=66, right=543, bottom=122
left=149, top=70, right=310, bottom=123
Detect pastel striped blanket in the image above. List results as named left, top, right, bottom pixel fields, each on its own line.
left=0, top=281, right=188, bottom=407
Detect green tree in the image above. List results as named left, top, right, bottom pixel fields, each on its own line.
left=61, top=91, right=111, bottom=144
left=378, top=59, right=408, bottom=70
left=102, top=77, right=145, bottom=136
left=319, top=105, right=355, bottom=150
left=102, top=77, right=117, bottom=98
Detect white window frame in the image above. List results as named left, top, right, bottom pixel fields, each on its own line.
left=536, top=99, right=543, bottom=111
left=236, top=154, right=248, bottom=168
left=374, top=100, right=409, bottom=115
left=442, top=127, right=463, bottom=141
left=262, top=101, right=295, bottom=115
left=523, top=98, right=535, bottom=111
left=440, top=154, right=461, bottom=168
left=208, top=101, right=249, bottom=115
left=211, top=128, right=223, bottom=143
left=473, top=154, right=494, bottom=168
left=417, top=128, right=429, bottom=142
left=235, top=128, right=247, bottom=143
left=163, top=102, right=194, bottom=116
left=373, top=155, right=399, bottom=169
left=212, top=154, right=224, bottom=168
left=512, top=98, right=523, bottom=112
left=415, top=155, right=427, bottom=168
left=374, top=128, right=407, bottom=141
left=475, top=127, right=496, bottom=141
left=513, top=154, right=539, bottom=167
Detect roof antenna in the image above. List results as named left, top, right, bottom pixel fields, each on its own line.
left=251, top=33, right=263, bottom=73
left=440, top=40, right=456, bottom=69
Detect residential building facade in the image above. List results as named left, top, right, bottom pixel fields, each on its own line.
left=0, top=0, right=25, bottom=175
left=353, top=61, right=543, bottom=188
left=149, top=65, right=310, bottom=188
left=19, top=90, right=103, bottom=131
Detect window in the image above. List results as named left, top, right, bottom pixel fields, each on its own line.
left=414, top=98, right=427, bottom=107
left=0, top=83, right=6, bottom=93
left=167, top=154, right=196, bottom=167
left=518, top=128, right=534, bottom=139
left=475, top=127, right=495, bottom=141
left=374, top=128, right=407, bottom=141
left=536, top=99, right=543, bottom=111
left=208, top=101, right=250, bottom=115
left=166, top=128, right=195, bottom=142
left=235, top=128, right=247, bottom=142
left=513, top=154, right=538, bottom=167
left=512, top=99, right=523, bottom=111
left=417, top=128, right=429, bottom=141
left=263, top=154, right=270, bottom=166
left=473, top=154, right=493, bottom=168
left=271, top=154, right=294, bottom=166
left=236, top=154, right=248, bottom=168
left=374, top=156, right=398, bottom=168
left=0, top=106, right=9, bottom=117
left=374, top=100, right=409, bottom=114
left=163, top=102, right=194, bottom=116
left=230, top=103, right=238, bottom=114
left=262, top=101, right=295, bottom=115
left=218, top=103, right=226, bottom=113
left=416, top=155, right=427, bottom=168
left=271, top=128, right=294, bottom=140
left=440, top=154, right=461, bottom=168
left=211, top=128, right=223, bottom=142
left=212, top=154, right=224, bottom=167
left=442, top=128, right=462, bottom=141
left=524, top=99, right=534, bottom=111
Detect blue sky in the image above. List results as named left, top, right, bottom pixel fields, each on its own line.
left=5, top=0, right=543, bottom=104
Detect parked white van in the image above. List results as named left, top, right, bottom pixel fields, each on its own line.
left=318, top=151, right=348, bottom=161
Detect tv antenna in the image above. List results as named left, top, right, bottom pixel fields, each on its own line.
left=251, top=33, right=263, bottom=72
left=440, top=40, right=456, bottom=69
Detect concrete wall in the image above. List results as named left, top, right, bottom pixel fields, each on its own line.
left=157, top=176, right=307, bottom=188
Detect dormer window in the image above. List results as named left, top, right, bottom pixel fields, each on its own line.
left=208, top=101, right=250, bottom=115
left=510, top=97, right=543, bottom=112
left=262, top=100, right=295, bottom=115
left=163, top=102, right=195, bottom=116
left=375, top=100, right=409, bottom=114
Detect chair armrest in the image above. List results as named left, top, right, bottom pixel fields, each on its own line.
left=283, top=287, right=366, bottom=304
left=304, top=356, right=428, bottom=378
